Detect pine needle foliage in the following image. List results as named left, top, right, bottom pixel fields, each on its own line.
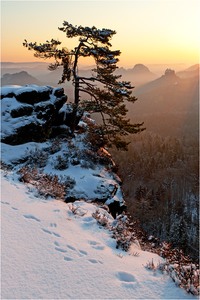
left=23, top=21, right=145, bottom=150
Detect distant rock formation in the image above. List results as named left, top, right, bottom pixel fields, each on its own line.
left=1, top=71, right=41, bottom=86
left=132, top=64, right=152, bottom=74
left=115, top=64, right=157, bottom=87
left=164, top=68, right=176, bottom=76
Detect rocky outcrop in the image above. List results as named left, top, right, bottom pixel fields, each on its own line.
left=0, top=85, right=126, bottom=218
left=0, top=85, right=82, bottom=145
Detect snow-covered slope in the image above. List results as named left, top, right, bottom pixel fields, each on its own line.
left=1, top=171, right=195, bottom=299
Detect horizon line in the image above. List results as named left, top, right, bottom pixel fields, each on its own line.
left=1, top=61, right=198, bottom=66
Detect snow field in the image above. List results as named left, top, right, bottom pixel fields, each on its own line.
left=1, top=171, right=196, bottom=299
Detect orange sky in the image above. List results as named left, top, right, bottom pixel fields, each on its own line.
left=1, top=0, right=199, bottom=67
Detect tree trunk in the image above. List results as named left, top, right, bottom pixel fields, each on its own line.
left=70, top=76, right=79, bottom=134
left=70, top=42, right=83, bottom=134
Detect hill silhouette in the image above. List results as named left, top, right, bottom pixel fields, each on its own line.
left=127, top=68, right=199, bottom=137
left=1, top=71, right=42, bottom=86
left=177, top=64, right=199, bottom=79
left=115, top=64, right=157, bottom=87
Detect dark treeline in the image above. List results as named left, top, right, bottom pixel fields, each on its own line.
left=111, top=131, right=199, bottom=259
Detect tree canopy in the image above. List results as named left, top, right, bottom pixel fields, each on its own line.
left=23, top=21, right=145, bottom=150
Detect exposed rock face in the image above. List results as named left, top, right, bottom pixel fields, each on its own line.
left=0, top=85, right=82, bottom=145
left=164, top=68, right=176, bottom=77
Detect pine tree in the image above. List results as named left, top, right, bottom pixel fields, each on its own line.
left=23, top=21, right=145, bottom=149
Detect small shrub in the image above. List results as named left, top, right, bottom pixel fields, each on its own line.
left=68, top=203, right=87, bottom=217
left=0, top=161, right=13, bottom=171
left=18, top=166, right=75, bottom=200
left=25, top=147, right=48, bottom=168
left=110, top=213, right=137, bottom=252
left=145, top=250, right=199, bottom=296
left=60, top=175, right=76, bottom=190
left=53, top=154, right=69, bottom=170
left=92, top=209, right=109, bottom=227
left=145, top=259, right=157, bottom=271
left=83, top=148, right=113, bottom=168
left=70, top=157, right=80, bottom=166
left=92, top=209, right=137, bottom=253
left=160, top=261, right=199, bottom=296
left=49, top=138, right=62, bottom=154
left=80, top=158, right=95, bottom=169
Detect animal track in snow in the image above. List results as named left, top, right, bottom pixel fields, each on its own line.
left=88, top=259, right=103, bottom=264
left=52, top=232, right=61, bottom=237
left=42, top=228, right=52, bottom=234
left=66, top=245, right=77, bottom=252
left=93, top=245, right=105, bottom=250
left=88, top=240, right=105, bottom=250
left=50, top=223, right=57, bottom=227
left=79, top=250, right=88, bottom=256
left=64, top=256, right=73, bottom=262
left=54, top=241, right=60, bottom=246
left=53, top=209, right=60, bottom=212
left=41, top=228, right=61, bottom=237
left=2, top=201, right=18, bottom=211
left=55, top=247, right=67, bottom=253
left=11, top=207, right=18, bottom=210
left=117, top=272, right=136, bottom=283
left=88, top=240, right=98, bottom=246
left=23, top=214, right=41, bottom=222
left=1, top=201, right=10, bottom=205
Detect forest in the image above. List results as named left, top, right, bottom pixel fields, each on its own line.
left=110, top=65, right=199, bottom=260
left=111, top=114, right=199, bottom=260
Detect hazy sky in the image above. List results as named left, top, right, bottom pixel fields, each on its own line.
left=1, top=0, right=199, bottom=67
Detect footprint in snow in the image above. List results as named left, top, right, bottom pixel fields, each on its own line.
left=88, top=259, right=103, bottom=264
left=93, top=245, right=105, bottom=250
left=50, top=223, right=57, bottom=227
left=1, top=201, right=10, bottom=205
left=54, top=241, right=60, bottom=246
left=41, top=229, right=61, bottom=237
left=64, top=256, right=73, bottom=262
left=42, top=228, right=52, bottom=234
left=67, top=245, right=77, bottom=252
left=88, top=240, right=105, bottom=250
left=88, top=240, right=98, bottom=246
left=52, top=232, right=61, bottom=237
left=23, top=214, right=41, bottom=222
left=117, top=272, right=136, bottom=283
left=55, top=247, right=67, bottom=253
left=79, top=250, right=88, bottom=256
left=12, top=207, right=18, bottom=210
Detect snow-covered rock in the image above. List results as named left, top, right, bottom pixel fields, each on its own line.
left=0, top=85, right=82, bottom=145
left=0, top=85, right=126, bottom=215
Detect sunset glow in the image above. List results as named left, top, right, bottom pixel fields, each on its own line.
left=1, top=0, right=199, bottom=67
